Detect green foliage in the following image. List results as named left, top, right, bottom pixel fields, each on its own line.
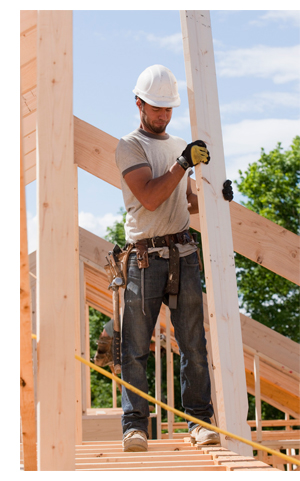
left=89, top=308, right=121, bottom=408
left=234, top=136, right=300, bottom=343
left=105, top=207, right=127, bottom=248
left=235, top=136, right=299, bottom=234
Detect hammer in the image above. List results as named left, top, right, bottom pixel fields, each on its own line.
left=108, top=276, right=123, bottom=374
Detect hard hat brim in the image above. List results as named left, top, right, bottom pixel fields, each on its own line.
left=133, top=89, right=181, bottom=108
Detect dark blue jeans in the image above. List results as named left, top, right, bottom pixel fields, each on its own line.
left=121, top=251, right=214, bottom=437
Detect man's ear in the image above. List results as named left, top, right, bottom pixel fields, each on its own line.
left=136, top=98, right=142, bottom=110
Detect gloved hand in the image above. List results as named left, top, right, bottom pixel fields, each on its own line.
left=176, top=140, right=210, bottom=170
left=222, top=179, right=234, bottom=202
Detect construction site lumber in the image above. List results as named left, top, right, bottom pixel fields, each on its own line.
left=20, top=9, right=299, bottom=288
left=181, top=9, right=251, bottom=455
left=22, top=112, right=299, bottom=287
left=29, top=227, right=300, bottom=419
left=36, top=11, right=77, bottom=470
left=20, top=99, right=37, bottom=472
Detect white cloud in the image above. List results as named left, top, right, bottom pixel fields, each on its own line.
left=216, top=44, right=300, bottom=84
left=79, top=211, right=123, bottom=239
left=222, top=118, right=300, bottom=186
left=220, top=90, right=300, bottom=115
left=250, top=10, right=300, bottom=27
left=145, top=32, right=183, bottom=54
left=170, top=108, right=191, bottom=130
left=26, top=211, right=123, bottom=254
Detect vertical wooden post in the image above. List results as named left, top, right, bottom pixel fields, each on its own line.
left=79, top=261, right=88, bottom=414
left=112, top=379, right=118, bottom=408
left=74, top=165, right=82, bottom=445
left=166, top=309, right=174, bottom=439
left=155, top=315, right=162, bottom=439
left=285, top=413, right=292, bottom=471
left=36, top=10, right=76, bottom=470
left=180, top=10, right=252, bottom=455
left=254, top=354, right=262, bottom=460
left=205, top=329, right=219, bottom=427
left=20, top=98, right=37, bottom=472
left=85, top=304, right=91, bottom=409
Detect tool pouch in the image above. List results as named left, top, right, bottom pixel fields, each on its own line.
left=116, top=244, right=134, bottom=287
left=135, top=240, right=149, bottom=269
left=104, top=243, right=134, bottom=289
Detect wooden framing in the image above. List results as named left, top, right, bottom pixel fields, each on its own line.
left=36, top=11, right=77, bottom=470
left=155, top=315, right=162, bottom=439
left=180, top=10, right=251, bottom=455
left=22, top=115, right=300, bottom=286
left=166, top=309, right=174, bottom=439
left=74, top=165, right=82, bottom=444
left=20, top=97, right=37, bottom=471
left=20, top=9, right=300, bottom=470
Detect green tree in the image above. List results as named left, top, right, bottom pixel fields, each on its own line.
left=89, top=308, right=119, bottom=407
left=105, top=207, right=126, bottom=247
left=234, top=136, right=300, bottom=343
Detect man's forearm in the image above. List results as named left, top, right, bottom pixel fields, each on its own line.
left=124, top=162, right=186, bottom=212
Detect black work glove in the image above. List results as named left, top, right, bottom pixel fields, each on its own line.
left=176, top=140, right=210, bottom=171
left=222, top=179, right=234, bottom=202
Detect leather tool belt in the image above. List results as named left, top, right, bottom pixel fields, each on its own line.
left=134, top=230, right=192, bottom=310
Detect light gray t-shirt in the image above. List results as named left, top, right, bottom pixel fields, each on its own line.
left=115, top=128, right=197, bottom=258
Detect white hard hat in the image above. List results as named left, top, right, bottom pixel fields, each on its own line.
left=133, top=64, right=181, bottom=108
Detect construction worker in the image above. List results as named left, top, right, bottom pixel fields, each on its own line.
left=115, top=65, right=233, bottom=452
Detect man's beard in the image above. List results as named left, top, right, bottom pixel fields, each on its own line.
left=141, top=111, right=170, bottom=134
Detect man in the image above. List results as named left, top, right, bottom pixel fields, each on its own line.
left=115, top=65, right=233, bottom=452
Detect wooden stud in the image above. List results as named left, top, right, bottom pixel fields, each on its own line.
left=85, top=303, right=91, bottom=409
left=155, top=315, right=162, bottom=439
left=166, top=309, right=174, bottom=438
left=79, top=260, right=88, bottom=415
left=180, top=10, right=252, bottom=455
left=74, top=164, right=82, bottom=445
left=20, top=95, right=37, bottom=471
left=254, top=355, right=263, bottom=461
left=36, top=10, right=76, bottom=470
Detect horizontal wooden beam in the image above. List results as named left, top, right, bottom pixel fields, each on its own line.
left=20, top=11, right=37, bottom=96
left=244, top=352, right=299, bottom=397
left=20, top=10, right=37, bottom=36
left=23, top=116, right=299, bottom=286
left=74, top=116, right=120, bottom=188
left=20, top=8, right=299, bottom=285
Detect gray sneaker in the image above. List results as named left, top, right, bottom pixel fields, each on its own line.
left=190, top=426, right=220, bottom=445
left=122, top=430, right=148, bottom=452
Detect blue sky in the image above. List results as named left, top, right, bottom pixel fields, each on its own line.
left=25, top=9, right=300, bottom=253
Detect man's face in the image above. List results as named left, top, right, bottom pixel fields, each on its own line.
left=137, top=99, right=173, bottom=135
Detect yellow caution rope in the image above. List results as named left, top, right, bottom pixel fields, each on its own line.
left=30, top=335, right=299, bottom=466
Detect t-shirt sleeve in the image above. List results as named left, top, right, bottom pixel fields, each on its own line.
left=115, top=137, right=150, bottom=177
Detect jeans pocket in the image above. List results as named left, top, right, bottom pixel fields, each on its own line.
left=182, top=252, right=198, bottom=266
